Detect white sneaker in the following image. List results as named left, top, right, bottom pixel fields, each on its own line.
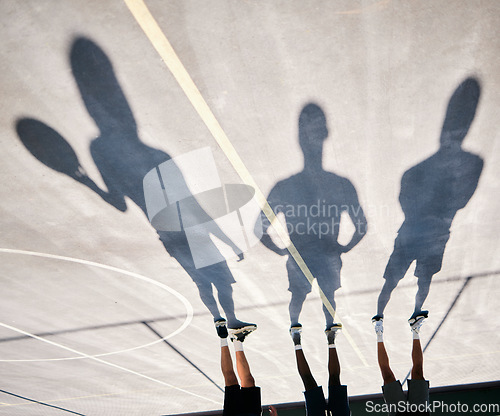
left=372, top=315, right=384, bottom=337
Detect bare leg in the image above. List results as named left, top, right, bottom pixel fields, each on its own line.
left=414, top=277, right=432, bottom=315
left=328, top=347, right=341, bottom=386
left=221, top=346, right=238, bottom=387
left=377, top=341, right=397, bottom=385
left=235, top=351, right=255, bottom=388
left=295, top=348, right=318, bottom=391
left=411, top=339, right=424, bottom=380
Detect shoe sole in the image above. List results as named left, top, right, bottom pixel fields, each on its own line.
left=408, top=311, right=428, bottom=325
left=325, top=323, right=342, bottom=333
left=229, top=325, right=257, bottom=336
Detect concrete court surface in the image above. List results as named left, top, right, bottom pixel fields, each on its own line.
left=1, top=0, right=499, bottom=415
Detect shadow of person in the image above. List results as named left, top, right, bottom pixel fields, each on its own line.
left=16, top=36, right=251, bottom=329
left=257, top=103, right=367, bottom=328
left=376, top=77, right=484, bottom=320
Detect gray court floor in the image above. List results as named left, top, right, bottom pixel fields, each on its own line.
left=1, top=1, right=499, bottom=415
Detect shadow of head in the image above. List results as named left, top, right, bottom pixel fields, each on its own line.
left=299, top=103, right=328, bottom=166
left=70, top=36, right=136, bottom=135
left=440, top=77, right=481, bottom=149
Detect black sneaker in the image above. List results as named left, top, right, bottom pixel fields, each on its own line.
left=215, top=318, right=228, bottom=338
left=325, top=323, right=342, bottom=344
left=409, top=311, right=428, bottom=334
left=289, top=323, right=302, bottom=346
left=408, top=310, right=428, bottom=325
left=229, top=325, right=257, bottom=342
left=228, top=321, right=257, bottom=331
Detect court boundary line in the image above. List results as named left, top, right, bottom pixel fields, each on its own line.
left=0, top=248, right=194, bottom=362
left=123, top=0, right=368, bottom=367
left=0, top=321, right=221, bottom=405
left=0, top=389, right=86, bottom=415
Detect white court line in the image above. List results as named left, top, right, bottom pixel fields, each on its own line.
left=0, top=248, right=194, bottom=362
left=123, top=0, right=368, bottom=367
left=0, top=321, right=221, bottom=405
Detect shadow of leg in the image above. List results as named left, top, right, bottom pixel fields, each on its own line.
left=414, top=277, right=432, bottom=314
left=289, top=291, right=307, bottom=327
left=377, top=278, right=400, bottom=317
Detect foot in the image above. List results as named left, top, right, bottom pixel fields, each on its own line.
left=409, top=310, right=428, bottom=334
left=372, top=315, right=384, bottom=337
left=325, top=322, right=342, bottom=344
left=228, top=321, right=257, bottom=331
left=229, top=325, right=257, bottom=342
left=215, top=318, right=228, bottom=338
left=289, top=323, right=302, bottom=346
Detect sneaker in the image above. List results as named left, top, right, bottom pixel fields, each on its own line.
left=215, top=318, right=228, bottom=338
left=228, top=321, right=257, bottom=331
left=372, top=315, right=383, bottom=337
left=409, top=311, right=428, bottom=334
left=289, top=324, right=302, bottom=345
left=325, top=323, right=342, bottom=344
left=229, top=324, right=257, bottom=342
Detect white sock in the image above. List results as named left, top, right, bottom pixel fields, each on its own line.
left=413, top=331, right=420, bottom=340
left=377, top=333, right=384, bottom=343
left=294, top=344, right=302, bottom=350
left=329, top=344, right=336, bottom=349
left=234, top=340, right=244, bottom=352
left=220, top=338, right=228, bottom=347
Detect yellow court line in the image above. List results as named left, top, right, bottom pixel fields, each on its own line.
left=123, top=0, right=368, bottom=367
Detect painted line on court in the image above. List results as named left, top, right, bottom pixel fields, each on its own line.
left=0, top=384, right=216, bottom=409
left=123, top=0, right=368, bottom=366
left=0, top=248, right=193, bottom=362
left=0, top=321, right=221, bottom=405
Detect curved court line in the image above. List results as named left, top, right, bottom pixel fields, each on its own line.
left=123, top=0, right=368, bottom=367
left=0, top=248, right=193, bottom=362
left=0, top=321, right=221, bottom=405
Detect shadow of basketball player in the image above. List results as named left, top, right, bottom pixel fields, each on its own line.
left=256, top=103, right=367, bottom=328
left=375, top=77, right=484, bottom=321
left=16, top=37, right=252, bottom=330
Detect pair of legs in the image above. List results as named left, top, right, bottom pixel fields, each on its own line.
left=289, top=291, right=337, bottom=329
left=291, top=325, right=350, bottom=416
left=217, top=320, right=261, bottom=416
left=287, top=257, right=341, bottom=328
left=377, top=274, right=432, bottom=318
left=374, top=315, right=430, bottom=416
left=221, top=343, right=255, bottom=388
left=377, top=226, right=449, bottom=318
left=295, top=342, right=341, bottom=390
left=377, top=338, right=424, bottom=385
